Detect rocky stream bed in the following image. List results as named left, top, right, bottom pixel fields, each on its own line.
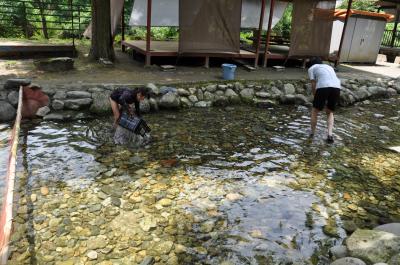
left=2, top=94, right=400, bottom=264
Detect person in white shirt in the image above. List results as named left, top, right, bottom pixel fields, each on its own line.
left=308, top=57, right=341, bottom=143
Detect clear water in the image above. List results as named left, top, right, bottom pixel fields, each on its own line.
left=4, top=97, right=400, bottom=265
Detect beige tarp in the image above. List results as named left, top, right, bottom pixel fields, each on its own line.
left=289, top=0, right=336, bottom=57
left=83, top=0, right=125, bottom=38
left=179, top=0, right=242, bottom=54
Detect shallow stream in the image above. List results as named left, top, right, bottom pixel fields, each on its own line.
left=4, top=97, right=400, bottom=265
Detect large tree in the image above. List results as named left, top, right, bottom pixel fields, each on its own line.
left=89, top=0, right=115, bottom=61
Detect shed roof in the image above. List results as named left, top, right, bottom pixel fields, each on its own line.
left=334, top=9, right=395, bottom=21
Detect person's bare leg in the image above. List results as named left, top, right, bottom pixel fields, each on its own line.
left=109, top=98, right=120, bottom=127
left=326, top=108, right=334, bottom=137
left=310, top=108, right=319, bottom=136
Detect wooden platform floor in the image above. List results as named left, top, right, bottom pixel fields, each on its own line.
left=122, top=40, right=257, bottom=58
left=0, top=40, right=75, bottom=58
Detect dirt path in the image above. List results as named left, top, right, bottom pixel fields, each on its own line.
left=1, top=46, right=399, bottom=86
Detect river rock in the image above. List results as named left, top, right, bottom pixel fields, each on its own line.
left=197, top=89, right=204, bottom=101
left=87, top=250, right=98, bottom=260
left=159, top=86, right=177, bottom=95
left=0, top=101, right=16, bottom=121
left=270, top=86, right=283, bottom=99
left=180, top=97, right=192, bottom=107
left=4, top=79, right=31, bottom=90
left=353, top=86, right=370, bottom=100
left=36, top=106, right=50, bottom=117
left=90, top=92, right=111, bottom=114
left=188, top=95, right=198, bottom=103
left=329, top=245, right=348, bottom=260
left=7, top=91, right=20, bottom=107
left=53, top=91, right=67, bottom=99
left=34, top=57, right=74, bottom=72
left=140, top=256, right=155, bottom=265
left=346, top=229, right=400, bottom=264
left=206, top=84, right=217, bottom=92
left=159, top=92, right=180, bottom=108
left=139, top=216, right=157, bottom=231
left=284, top=83, right=296, bottom=95
left=367, top=86, right=387, bottom=97
left=330, top=257, right=366, bottom=265
left=225, top=89, right=240, bottom=103
left=146, top=83, right=159, bottom=95
left=374, top=223, right=400, bottom=236
left=194, top=101, right=212, bottom=108
left=154, top=241, right=174, bottom=255
left=87, top=235, right=108, bottom=250
left=255, top=92, right=270, bottom=98
left=40, top=186, right=49, bottom=195
left=64, top=98, right=93, bottom=110
left=240, top=88, right=254, bottom=103
left=43, top=113, right=71, bottom=121
left=149, top=98, right=158, bottom=111
left=203, top=91, right=214, bottom=101
left=388, top=254, right=400, bottom=265
left=66, top=91, right=91, bottom=99
left=177, top=88, right=190, bottom=97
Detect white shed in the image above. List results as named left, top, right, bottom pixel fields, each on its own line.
left=330, top=10, right=393, bottom=63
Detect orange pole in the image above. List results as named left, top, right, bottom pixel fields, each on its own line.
left=255, top=0, right=266, bottom=67
left=263, top=0, right=275, bottom=67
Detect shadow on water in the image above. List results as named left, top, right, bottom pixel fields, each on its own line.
left=4, top=96, right=400, bottom=264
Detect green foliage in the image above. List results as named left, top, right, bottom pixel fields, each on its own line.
left=339, top=0, right=378, bottom=12
left=272, top=4, right=292, bottom=38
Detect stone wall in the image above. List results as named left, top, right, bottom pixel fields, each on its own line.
left=1, top=77, right=399, bottom=122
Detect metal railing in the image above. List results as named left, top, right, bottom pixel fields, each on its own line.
left=381, top=29, right=400, bottom=48
left=0, top=0, right=91, bottom=40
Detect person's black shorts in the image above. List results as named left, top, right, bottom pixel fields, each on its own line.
left=313, top=87, right=340, bottom=111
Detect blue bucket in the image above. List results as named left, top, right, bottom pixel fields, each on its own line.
left=222, top=64, right=237, bottom=80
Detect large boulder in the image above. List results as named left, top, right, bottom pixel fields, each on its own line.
left=0, top=101, right=16, bottom=121
left=66, top=91, right=92, bottom=99
left=89, top=92, right=111, bottom=114
left=34, top=57, right=74, bottom=72
left=159, top=92, right=180, bottom=109
left=330, top=257, right=366, bottom=265
left=4, top=79, right=31, bottom=90
left=146, top=83, right=159, bottom=96
left=52, top=100, right=64, bottom=111
left=225, top=89, right=240, bottom=104
left=353, top=86, right=371, bottom=101
left=64, top=98, right=93, bottom=110
left=374, top=223, right=400, bottom=236
left=283, top=83, right=296, bottom=95
left=240, top=88, right=255, bottom=103
left=177, top=88, right=190, bottom=97
left=346, top=229, right=400, bottom=264
left=7, top=91, right=20, bottom=107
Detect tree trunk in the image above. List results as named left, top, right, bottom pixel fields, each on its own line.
left=35, top=0, right=49, bottom=39
left=89, top=0, right=115, bottom=61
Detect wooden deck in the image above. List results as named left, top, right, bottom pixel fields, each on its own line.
left=122, top=40, right=257, bottom=58
left=0, top=41, right=75, bottom=58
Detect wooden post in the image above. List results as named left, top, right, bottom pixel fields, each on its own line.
left=335, top=0, right=353, bottom=67
left=254, top=0, right=266, bottom=67
left=145, top=0, right=152, bottom=67
left=70, top=0, right=74, bottom=50
left=390, top=5, right=399, bottom=48
left=0, top=86, right=23, bottom=264
left=121, top=1, right=126, bottom=52
left=263, top=0, right=275, bottom=68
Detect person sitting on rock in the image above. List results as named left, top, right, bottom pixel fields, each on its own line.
left=308, top=57, right=341, bottom=143
left=109, top=87, right=151, bottom=146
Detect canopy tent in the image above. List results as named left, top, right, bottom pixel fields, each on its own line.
left=129, top=0, right=288, bottom=30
